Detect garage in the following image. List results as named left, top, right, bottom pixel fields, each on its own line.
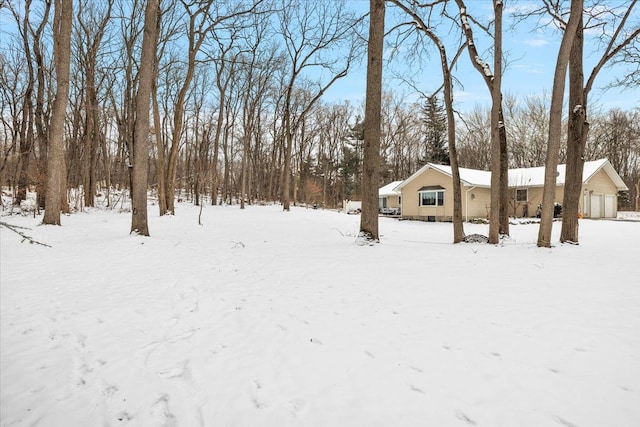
left=605, top=195, right=616, bottom=218
left=590, top=194, right=602, bottom=218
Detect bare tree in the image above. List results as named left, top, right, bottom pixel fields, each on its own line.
left=454, top=0, right=509, bottom=242
left=389, top=0, right=466, bottom=243
left=278, top=0, right=365, bottom=211
left=43, top=0, right=73, bottom=225
left=77, top=0, right=113, bottom=207
left=360, top=0, right=384, bottom=241
left=537, top=0, right=583, bottom=247
left=561, top=0, right=639, bottom=243
left=130, top=0, right=159, bottom=235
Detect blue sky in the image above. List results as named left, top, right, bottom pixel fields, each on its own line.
left=323, top=1, right=640, bottom=113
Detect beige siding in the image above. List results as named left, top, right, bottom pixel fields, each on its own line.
left=399, top=168, right=491, bottom=221
left=582, top=169, right=619, bottom=218
left=511, top=186, right=564, bottom=218
left=400, top=165, right=621, bottom=221
left=401, top=169, right=453, bottom=220
left=465, top=187, right=491, bottom=219
left=387, top=195, right=400, bottom=209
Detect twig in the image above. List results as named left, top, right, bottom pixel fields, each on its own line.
left=0, top=221, right=52, bottom=247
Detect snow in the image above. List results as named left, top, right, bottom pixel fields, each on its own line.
left=2, top=203, right=640, bottom=427
left=508, top=159, right=625, bottom=189
left=379, top=180, right=403, bottom=196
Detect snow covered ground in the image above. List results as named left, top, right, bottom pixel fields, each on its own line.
left=1, top=202, right=639, bottom=427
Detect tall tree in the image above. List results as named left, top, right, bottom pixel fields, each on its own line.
left=390, top=0, right=466, bottom=243
left=43, top=0, right=73, bottom=225
left=130, top=0, right=160, bottom=235
left=360, top=0, right=384, bottom=241
left=77, top=0, right=113, bottom=208
left=278, top=0, right=364, bottom=211
left=455, top=0, right=509, bottom=243
left=421, top=95, right=449, bottom=165
left=560, top=0, right=639, bottom=243
left=537, top=0, right=583, bottom=247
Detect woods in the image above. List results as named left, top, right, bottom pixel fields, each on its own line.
left=0, top=0, right=638, bottom=244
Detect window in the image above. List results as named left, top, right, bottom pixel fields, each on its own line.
left=515, top=188, right=528, bottom=202
left=419, top=190, right=445, bottom=207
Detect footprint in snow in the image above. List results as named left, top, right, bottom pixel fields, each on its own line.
left=364, top=350, right=375, bottom=359
left=116, top=411, right=132, bottom=423
left=409, top=384, right=425, bottom=394
left=455, top=410, right=477, bottom=425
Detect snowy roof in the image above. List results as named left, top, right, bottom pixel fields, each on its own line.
left=379, top=180, right=404, bottom=196
left=509, top=159, right=627, bottom=190
left=395, top=159, right=627, bottom=191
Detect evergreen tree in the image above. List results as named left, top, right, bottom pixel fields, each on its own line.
left=340, top=118, right=364, bottom=199
left=421, top=95, right=449, bottom=165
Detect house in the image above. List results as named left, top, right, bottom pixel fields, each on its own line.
left=378, top=180, right=403, bottom=214
left=394, top=159, right=628, bottom=221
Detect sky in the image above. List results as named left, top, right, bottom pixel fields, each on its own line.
left=1, top=1, right=636, bottom=114
left=1, top=199, right=639, bottom=426
left=323, top=1, right=640, bottom=113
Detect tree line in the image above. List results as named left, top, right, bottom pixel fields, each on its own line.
left=0, top=0, right=638, bottom=245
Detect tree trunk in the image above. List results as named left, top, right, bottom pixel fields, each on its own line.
left=359, top=0, right=384, bottom=241
left=537, top=0, right=583, bottom=247
left=152, top=82, right=167, bottom=214
left=43, top=0, right=73, bottom=225
left=489, top=0, right=504, bottom=243
left=282, top=103, right=294, bottom=210
left=130, top=0, right=159, bottom=236
left=561, top=16, right=588, bottom=244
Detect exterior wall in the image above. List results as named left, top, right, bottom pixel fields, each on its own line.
left=510, top=186, right=564, bottom=217
left=399, top=169, right=491, bottom=221
left=582, top=169, right=619, bottom=218
left=400, top=169, right=454, bottom=221
left=464, top=187, right=492, bottom=219
left=385, top=194, right=401, bottom=209
left=400, top=166, right=620, bottom=221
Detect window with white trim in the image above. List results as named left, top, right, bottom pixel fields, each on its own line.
left=419, top=190, right=445, bottom=207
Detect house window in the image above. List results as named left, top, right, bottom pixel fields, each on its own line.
left=419, top=190, right=445, bottom=207
left=515, top=189, right=528, bottom=202
left=379, top=197, right=387, bottom=208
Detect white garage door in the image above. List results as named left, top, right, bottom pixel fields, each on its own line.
left=591, top=194, right=602, bottom=218
left=604, top=195, right=616, bottom=218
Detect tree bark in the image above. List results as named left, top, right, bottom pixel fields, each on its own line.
left=537, top=0, right=583, bottom=247
left=455, top=0, right=508, bottom=243
left=359, top=0, right=384, bottom=241
left=390, top=0, right=465, bottom=242
left=491, top=0, right=506, bottom=242
left=43, top=0, right=73, bottom=225
left=130, top=0, right=159, bottom=236
left=561, top=15, right=587, bottom=244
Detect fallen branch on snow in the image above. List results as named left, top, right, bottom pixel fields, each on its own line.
left=0, top=221, right=52, bottom=247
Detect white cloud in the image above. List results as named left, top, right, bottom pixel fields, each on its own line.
left=511, top=63, right=545, bottom=75
left=523, top=38, right=550, bottom=47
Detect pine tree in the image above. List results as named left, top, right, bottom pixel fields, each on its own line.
left=421, top=95, right=449, bottom=165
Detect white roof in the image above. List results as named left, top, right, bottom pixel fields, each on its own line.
left=379, top=180, right=404, bottom=196
left=395, top=159, right=627, bottom=191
